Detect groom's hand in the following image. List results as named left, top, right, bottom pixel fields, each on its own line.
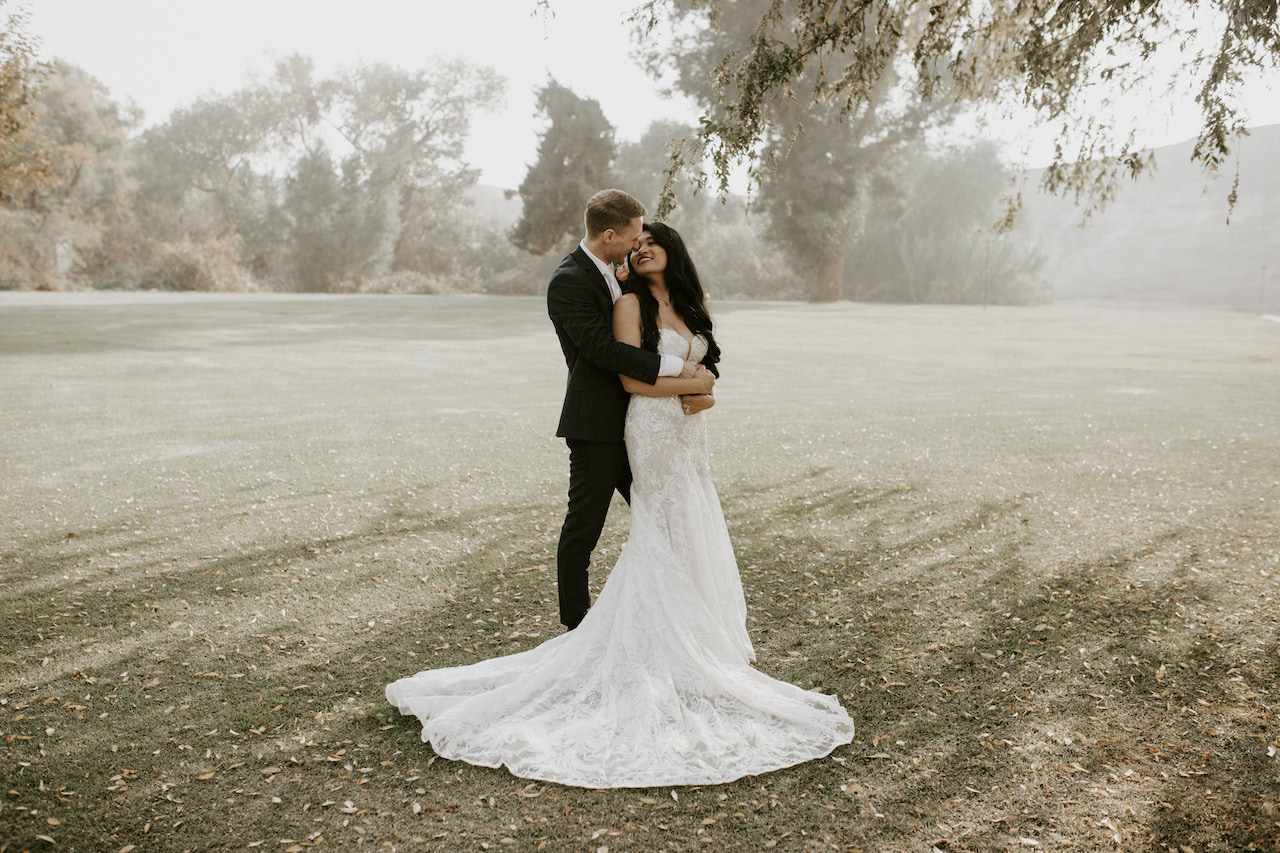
left=680, top=393, right=715, bottom=415
left=679, top=359, right=701, bottom=379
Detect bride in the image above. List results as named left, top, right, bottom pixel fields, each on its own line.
left=386, top=222, right=853, bottom=788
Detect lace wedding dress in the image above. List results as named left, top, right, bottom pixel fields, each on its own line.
left=386, top=330, right=854, bottom=787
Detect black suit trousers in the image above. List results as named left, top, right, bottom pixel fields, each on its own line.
left=557, top=438, right=632, bottom=629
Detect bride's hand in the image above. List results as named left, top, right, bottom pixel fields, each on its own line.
left=681, top=393, right=715, bottom=415
left=689, top=365, right=714, bottom=395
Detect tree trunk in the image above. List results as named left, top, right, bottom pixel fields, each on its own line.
left=811, top=241, right=848, bottom=303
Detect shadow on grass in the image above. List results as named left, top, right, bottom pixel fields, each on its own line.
left=1, top=485, right=570, bottom=850
left=5, top=472, right=1279, bottom=852
left=731, top=476, right=1279, bottom=851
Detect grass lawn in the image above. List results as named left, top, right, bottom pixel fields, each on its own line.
left=1, top=293, right=1278, bottom=852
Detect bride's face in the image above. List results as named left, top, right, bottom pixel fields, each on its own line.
left=631, top=232, right=667, bottom=276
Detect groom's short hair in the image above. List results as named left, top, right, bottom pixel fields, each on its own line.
left=585, top=189, right=646, bottom=237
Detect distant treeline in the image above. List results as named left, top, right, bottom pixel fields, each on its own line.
left=0, top=55, right=1047, bottom=304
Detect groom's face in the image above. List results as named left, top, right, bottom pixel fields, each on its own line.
left=603, top=217, right=643, bottom=266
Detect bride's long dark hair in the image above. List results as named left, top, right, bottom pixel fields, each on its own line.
left=623, top=222, right=721, bottom=371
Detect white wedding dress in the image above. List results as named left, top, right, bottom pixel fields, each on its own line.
left=386, top=330, right=854, bottom=787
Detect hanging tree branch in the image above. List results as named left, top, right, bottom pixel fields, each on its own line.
left=635, top=0, right=1279, bottom=217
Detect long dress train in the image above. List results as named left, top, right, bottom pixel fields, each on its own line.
left=386, top=330, right=854, bottom=787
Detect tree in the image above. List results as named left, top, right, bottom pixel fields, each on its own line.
left=637, top=0, right=1280, bottom=216
left=0, top=1, right=57, bottom=206
left=755, top=83, right=957, bottom=300
left=129, top=88, right=285, bottom=289
left=753, top=114, right=892, bottom=302
left=509, top=79, right=617, bottom=255
left=283, top=146, right=398, bottom=292
left=612, top=119, right=729, bottom=229
left=132, top=54, right=504, bottom=291
left=847, top=141, right=1048, bottom=304
left=638, top=0, right=957, bottom=300
left=0, top=60, right=137, bottom=289
left=283, top=148, right=343, bottom=292
left=134, top=88, right=277, bottom=234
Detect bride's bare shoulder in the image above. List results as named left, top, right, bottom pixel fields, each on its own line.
left=612, top=293, right=644, bottom=342
left=613, top=292, right=640, bottom=317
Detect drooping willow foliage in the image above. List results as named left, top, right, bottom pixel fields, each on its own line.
left=634, top=0, right=1280, bottom=217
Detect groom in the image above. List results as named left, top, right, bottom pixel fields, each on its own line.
left=547, top=189, right=714, bottom=629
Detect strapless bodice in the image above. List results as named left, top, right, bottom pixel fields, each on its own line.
left=657, top=327, right=708, bottom=363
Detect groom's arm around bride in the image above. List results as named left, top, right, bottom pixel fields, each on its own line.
left=546, top=189, right=712, bottom=629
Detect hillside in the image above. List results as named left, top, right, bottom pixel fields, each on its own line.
left=1016, top=123, right=1280, bottom=309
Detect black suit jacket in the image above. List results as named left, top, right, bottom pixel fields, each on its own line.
left=548, top=247, right=662, bottom=443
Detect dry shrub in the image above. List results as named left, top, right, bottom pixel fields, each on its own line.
left=0, top=210, right=49, bottom=290
left=149, top=237, right=254, bottom=292
left=0, top=208, right=99, bottom=291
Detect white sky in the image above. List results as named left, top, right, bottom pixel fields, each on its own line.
left=25, top=0, right=703, bottom=190
left=23, top=1, right=1280, bottom=191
